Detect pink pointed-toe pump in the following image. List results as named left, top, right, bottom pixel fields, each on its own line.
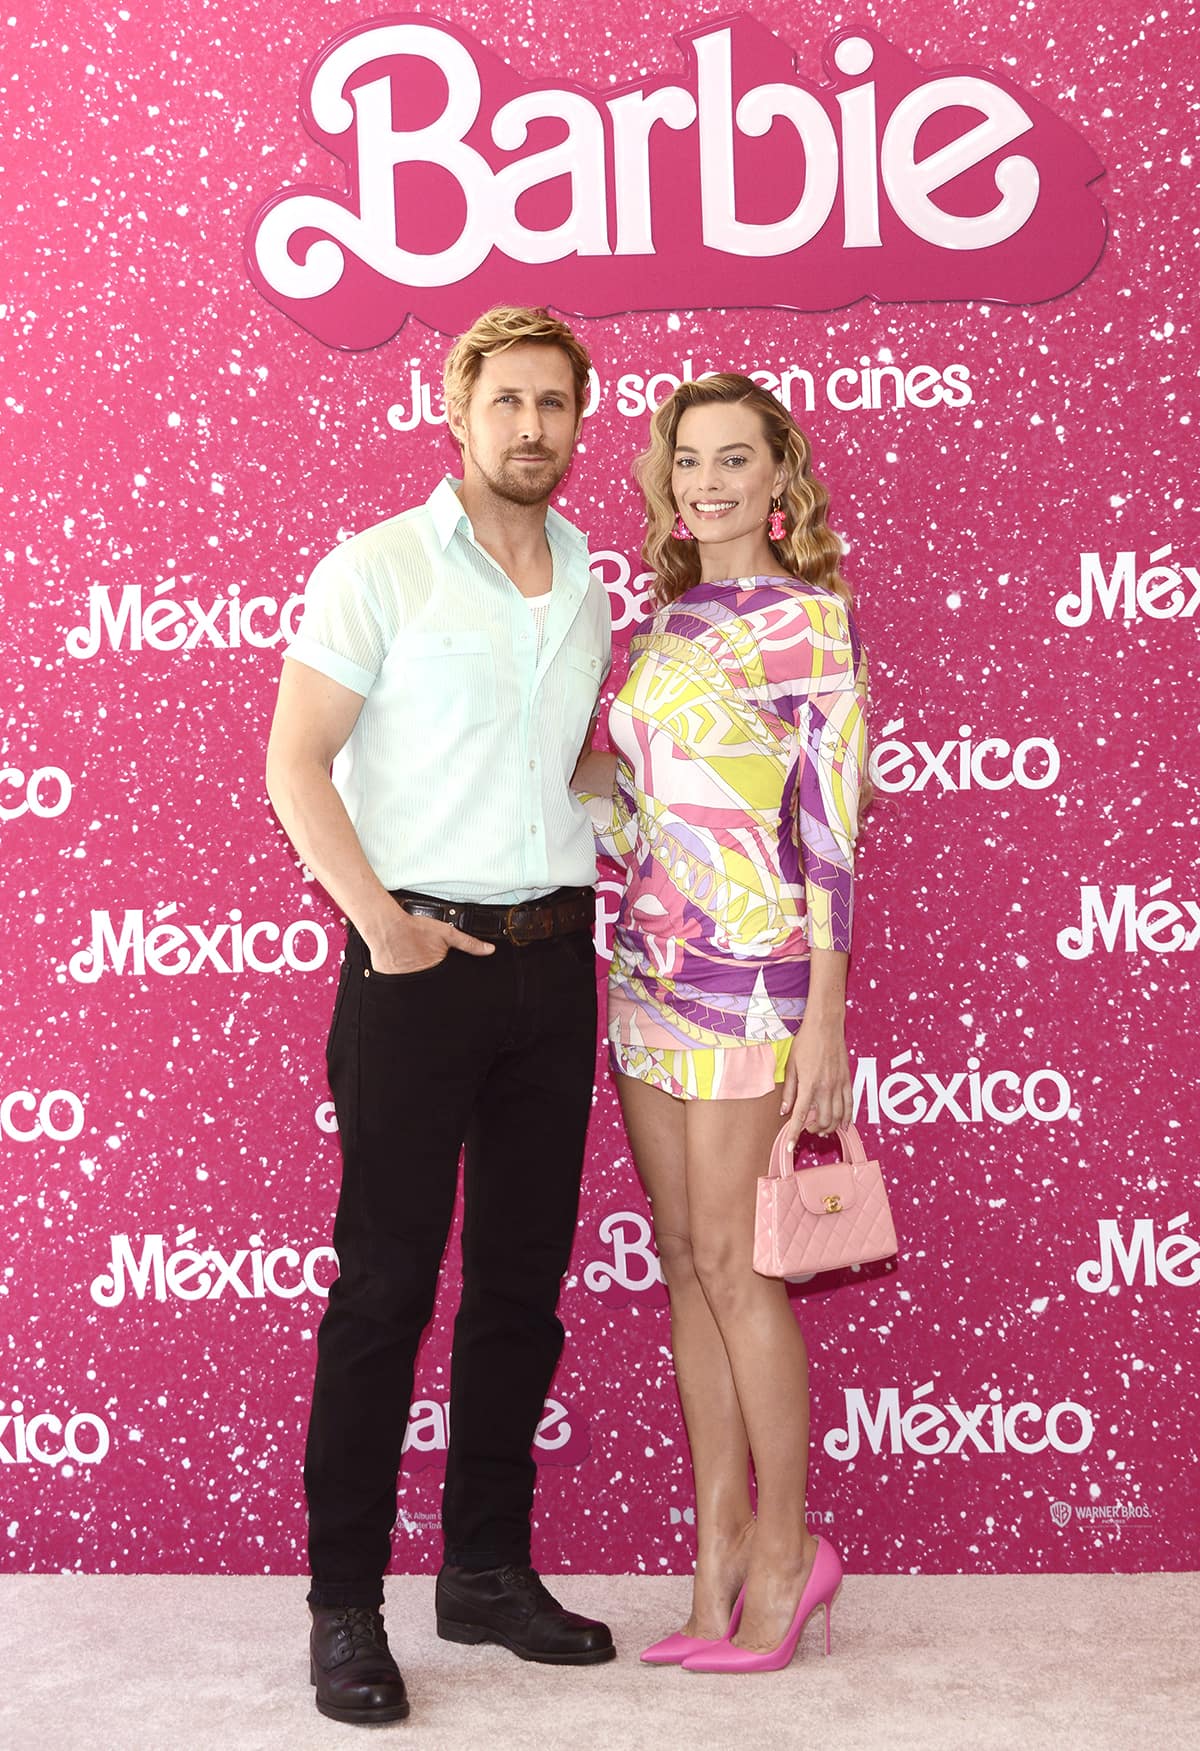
left=640, top=1586, right=746, bottom=1665
left=680, top=1538, right=843, bottom=1674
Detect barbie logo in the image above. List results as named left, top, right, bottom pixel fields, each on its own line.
left=580, top=1211, right=669, bottom=1309
left=246, top=16, right=1106, bottom=345
left=589, top=552, right=654, bottom=634
left=401, top=1395, right=590, bottom=1469
left=593, top=880, right=625, bottom=963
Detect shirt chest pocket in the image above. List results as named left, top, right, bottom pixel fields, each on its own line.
left=397, top=630, right=497, bottom=730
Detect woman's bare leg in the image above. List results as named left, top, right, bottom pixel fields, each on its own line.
left=683, top=1087, right=820, bottom=1651
left=615, top=1072, right=754, bottom=1639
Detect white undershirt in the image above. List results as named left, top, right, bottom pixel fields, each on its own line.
left=525, top=589, right=553, bottom=660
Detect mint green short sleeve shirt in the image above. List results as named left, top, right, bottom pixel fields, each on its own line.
left=286, top=477, right=612, bottom=904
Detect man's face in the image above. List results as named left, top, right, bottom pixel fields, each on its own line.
left=450, top=342, right=580, bottom=507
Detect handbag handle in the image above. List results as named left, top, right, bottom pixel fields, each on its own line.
left=767, top=1121, right=869, bottom=1181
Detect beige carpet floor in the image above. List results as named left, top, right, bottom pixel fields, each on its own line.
left=1, top=1572, right=1196, bottom=1751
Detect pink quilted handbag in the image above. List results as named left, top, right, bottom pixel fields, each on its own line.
left=753, top=1122, right=897, bottom=1281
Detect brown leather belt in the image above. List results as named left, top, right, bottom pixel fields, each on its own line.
left=392, top=887, right=595, bottom=947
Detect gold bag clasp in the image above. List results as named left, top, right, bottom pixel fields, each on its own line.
left=823, top=1194, right=843, bottom=1215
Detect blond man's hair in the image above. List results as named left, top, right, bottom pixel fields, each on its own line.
left=443, top=306, right=591, bottom=422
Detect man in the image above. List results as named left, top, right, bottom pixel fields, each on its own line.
left=266, top=307, right=614, bottom=1727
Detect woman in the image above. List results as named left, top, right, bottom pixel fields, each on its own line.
left=574, top=376, right=867, bottom=1673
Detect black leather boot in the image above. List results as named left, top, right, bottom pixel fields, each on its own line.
left=435, top=1563, right=615, bottom=1664
left=309, top=1605, right=410, bottom=1725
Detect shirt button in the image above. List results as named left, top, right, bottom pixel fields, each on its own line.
left=442, top=636, right=451, bottom=647
left=530, top=825, right=538, bottom=836
left=529, top=759, right=536, bottom=771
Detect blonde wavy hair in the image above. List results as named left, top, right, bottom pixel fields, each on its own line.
left=634, top=375, right=850, bottom=608
left=443, top=305, right=592, bottom=422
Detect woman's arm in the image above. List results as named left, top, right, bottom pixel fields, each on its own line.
left=779, top=948, right=852, bottom=1142
left=779, top=684, right=865, bottom=1143
left=571, top=730, right=640, bottom=863
left=571, top=745, right=619, bottom=796
left=776, top=599, right=868, bottom=1143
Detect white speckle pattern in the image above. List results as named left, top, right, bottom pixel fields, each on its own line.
left=1, top=0, right=1197, bottom=1583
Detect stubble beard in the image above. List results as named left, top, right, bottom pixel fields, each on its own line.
left=470, top=440, right=570, bottom=508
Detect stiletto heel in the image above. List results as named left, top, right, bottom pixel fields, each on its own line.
left=640, top=1584, right=746, bottom=1666
left=680, top=1539, right=844, bottom=1674
left=822, top=1587, right=839, bottom=1655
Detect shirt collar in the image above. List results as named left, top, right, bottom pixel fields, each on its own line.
left=426, top=475, right=587, bottom=558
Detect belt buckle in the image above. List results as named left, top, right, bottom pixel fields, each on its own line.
left=506, top=904, right=551, bottom=947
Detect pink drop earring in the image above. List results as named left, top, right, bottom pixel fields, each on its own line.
left=672, top=513, right=693, bottom=541
left=768, top=498, right=787, bottom=542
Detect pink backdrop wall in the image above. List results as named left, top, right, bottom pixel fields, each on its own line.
left=3, top=0, right=1198, bottom=1579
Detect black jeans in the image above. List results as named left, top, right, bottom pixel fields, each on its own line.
left=304, top=910, right=597, bottom=1609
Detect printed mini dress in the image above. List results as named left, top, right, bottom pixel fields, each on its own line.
left=587, top=577, right=867, bottom=1101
